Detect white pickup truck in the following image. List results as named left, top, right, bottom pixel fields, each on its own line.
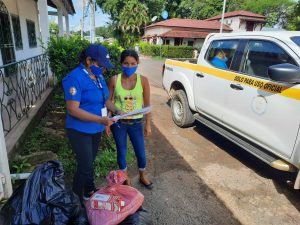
left=162, top=31, right=300, bottom=189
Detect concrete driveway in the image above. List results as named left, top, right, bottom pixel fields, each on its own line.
left=129, top=56, right=300, bottom=225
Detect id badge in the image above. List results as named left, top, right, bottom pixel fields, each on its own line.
left=101, top=107, right=108, bottom=117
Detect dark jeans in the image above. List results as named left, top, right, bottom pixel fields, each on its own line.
left=66, top=128, right=101, bottom=199
left=111, top=119, right=147, bottom=171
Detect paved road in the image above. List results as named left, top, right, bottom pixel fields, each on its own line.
left=137, top=56, right=164, bottom=87
left=134, top=56, right=300, bottom=225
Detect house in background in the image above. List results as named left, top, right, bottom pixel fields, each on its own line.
left=0, top=0, right=75, bottom=66
left=143, top=10, right=266, bottom=48
left=205, top=10, right=266, bottom=32
left=143, top=18, right=232, bottom=48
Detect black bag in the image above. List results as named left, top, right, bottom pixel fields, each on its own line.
left=0, top=160, right=89, bottom=225
left=119, top=207, right=152, bottom=225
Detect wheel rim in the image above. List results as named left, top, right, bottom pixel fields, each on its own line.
left=173, top=99, right=183, bottom=121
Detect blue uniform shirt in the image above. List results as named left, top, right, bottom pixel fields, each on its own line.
left=211, top=57, right=228, bottom=69
left=62, top=64, right=109, bottom=134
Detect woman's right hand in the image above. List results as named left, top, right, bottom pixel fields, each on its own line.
left=100, top=117, right=116, bottom=126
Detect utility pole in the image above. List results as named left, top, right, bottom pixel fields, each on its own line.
left=91, top=0, right=96, bottom=43
left=81, top=0, right=85, bottom=38
left=220, top=0, right=227, bottom=33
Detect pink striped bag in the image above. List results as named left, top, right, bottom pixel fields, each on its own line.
left=85, top=171, right=144, bottom=225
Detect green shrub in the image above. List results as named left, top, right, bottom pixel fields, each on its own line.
left=139, top=42, right=194, bottom=58
left=47, top=35, right=89, bottom=82
left=47, top=35, right=123, bottom=82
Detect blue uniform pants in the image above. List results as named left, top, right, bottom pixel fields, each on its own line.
left=66, top=128, right=101, bottom=199
left=111, top=119, right=147, bottom=171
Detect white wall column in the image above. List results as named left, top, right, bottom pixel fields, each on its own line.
left=37, top=0, right=50, bottom=47
left=0, top=117, right=12, bottom=199
left=65, top=14, right=69, bottom=36
left=57, top=7, right=64, bottom=37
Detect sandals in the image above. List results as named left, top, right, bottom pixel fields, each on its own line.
left=139, top=179, right=153, bottom=190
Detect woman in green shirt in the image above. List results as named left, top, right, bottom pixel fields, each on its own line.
left=107, top=50, right=152, bottom=189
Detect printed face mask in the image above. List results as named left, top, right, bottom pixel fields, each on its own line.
left=90, top=65, right=103, bottom=76
left=122, top=66, right=137, bottom=77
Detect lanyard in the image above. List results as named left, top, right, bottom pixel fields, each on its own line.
left=82, top=68, right=106, bottom=107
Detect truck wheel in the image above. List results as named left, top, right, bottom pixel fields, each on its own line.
left=171, top=90, right=195, bottom=128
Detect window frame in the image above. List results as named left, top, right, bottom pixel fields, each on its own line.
left=26, top=19, right=37, bottom=48
left=239, top=39, right=298, bottom=80
left=205, top=39, right=241, bottom=72
left=11, top=14, right=23, bottom=50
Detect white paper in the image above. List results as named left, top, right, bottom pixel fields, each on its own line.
left=92, top=194, right=111, bottom=201
left=113, top=106, right=151, bottom=120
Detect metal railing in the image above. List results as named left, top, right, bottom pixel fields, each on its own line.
left=0, top=53, right=52, bottom=136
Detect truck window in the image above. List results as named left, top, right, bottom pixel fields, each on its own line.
left=206, top=40, right=239, bottom=71
left=241, top=40, right=297, bottom=79
left=291, top=36, right=300, bottom=47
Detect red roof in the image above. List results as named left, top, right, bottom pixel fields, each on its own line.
left=147, top=18, right=232, bottom=31
left=159, top=30, right=209, bottom=39
left=206, top=10, right=266, bottom=21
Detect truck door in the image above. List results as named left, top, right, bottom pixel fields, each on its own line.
left=193, top=39, right=240, bottom=122
left=223, top=39, right=300, bottom=158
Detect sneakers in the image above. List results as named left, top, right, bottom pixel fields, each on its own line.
left=83, top=188, right=98, bottom=201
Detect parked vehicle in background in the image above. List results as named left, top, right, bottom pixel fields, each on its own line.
left=162, top=32, right=300, bottom=189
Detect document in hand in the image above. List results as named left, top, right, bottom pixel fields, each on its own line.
left=112, top=106, right=151, bottom=120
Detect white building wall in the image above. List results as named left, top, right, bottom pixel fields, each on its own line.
left=145, top=27, right=172, bottom=36
left=2, top=0, right=43, bottom=63
left=194, top=39, right=205, bottom=48
left=221, top=16, right=264, bottom=32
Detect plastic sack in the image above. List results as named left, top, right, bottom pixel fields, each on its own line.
left=0, top=160, right=89, bottom=225
left=119, top=207, right=153, bottom=225
left=106, top=170, right=127, bottom=186
left=85, top=170, right=144, bottom=225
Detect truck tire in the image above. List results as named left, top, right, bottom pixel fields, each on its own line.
left=171, top=90, right=195, bottom=128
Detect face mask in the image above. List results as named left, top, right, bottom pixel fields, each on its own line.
left=122, top=66, right=137, bottom=77
left=223, top=57, right=228, bottom=62
left=90, top=65, right=102, bottom=76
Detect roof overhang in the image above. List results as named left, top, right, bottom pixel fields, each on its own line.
left=159, top=30, right=210, bottom=39
left=47, top=0, right=75, bottom=15
left=239, top=17, right=266, bottom=23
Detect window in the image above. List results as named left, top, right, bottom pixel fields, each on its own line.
left=206, top=39, right=239, bottom=70
left=174, top=38, right=182, bottom=46
left=187, top=41, right=194, bottom=46
left=11, top=15, right=22, bottom=50
left=241, top=40, right=297, bottom=79
left=26, top=19, right=37, bottom=48
left=163, top=39, right=170, bottom=45
left=291, top=36, right=300, bottom=47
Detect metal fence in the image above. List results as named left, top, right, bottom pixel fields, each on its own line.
left=0, top=53, right=51, bottom=136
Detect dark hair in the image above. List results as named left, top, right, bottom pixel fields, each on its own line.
left=78, top=47, right=97, bottom=65
left=120, top=49, right=139, bottom=63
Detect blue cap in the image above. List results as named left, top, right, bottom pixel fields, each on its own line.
left=84, top=44, right=114, bottom=69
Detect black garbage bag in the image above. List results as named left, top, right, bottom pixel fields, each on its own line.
left=0, top=160, right=89, bottom=225
left=119, top=207, right=152, bottom=225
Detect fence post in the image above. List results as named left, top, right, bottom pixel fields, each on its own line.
left=0, top=116, right=12, bottom=199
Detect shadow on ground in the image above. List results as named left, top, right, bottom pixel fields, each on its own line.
left=192, top=120, right=300, bottom=212
left=128, top=124, right=241, bottom=225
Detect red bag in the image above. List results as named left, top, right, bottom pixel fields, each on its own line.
left=85, top=171, right=144, bottom=225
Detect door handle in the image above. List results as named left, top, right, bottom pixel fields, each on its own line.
left=230, top=83, right=244, bottom=90
left=196, top=73, right=204, bottom=78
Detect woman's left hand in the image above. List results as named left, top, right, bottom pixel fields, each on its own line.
left=105, top=126, right=111, bottom=136
left=144, top=123, right=152, bottom=137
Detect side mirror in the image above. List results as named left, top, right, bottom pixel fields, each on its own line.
left=268, top=63, right=300, bottom=83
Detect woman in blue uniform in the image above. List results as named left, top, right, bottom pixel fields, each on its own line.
left=62, top=44, right=119, bottom=201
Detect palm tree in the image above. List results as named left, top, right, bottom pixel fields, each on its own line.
left=116, top=0, right=149, bottom=48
